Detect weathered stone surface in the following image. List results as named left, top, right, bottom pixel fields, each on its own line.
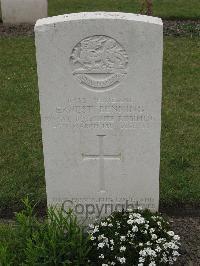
left=35, top=12, right=163, bottom=222
left=1, top=0, right=47, bottom=24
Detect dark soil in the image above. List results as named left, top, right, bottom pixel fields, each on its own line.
left=160, top=202, right=200, bottom=217
left=0, top=23, right=34, bottom=37
left=0, top=20, right=199, bottom=37
left=169, top=216, right=200, bottom=266
left=163, top=20, right=200, bottom=37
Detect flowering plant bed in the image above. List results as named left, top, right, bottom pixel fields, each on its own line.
left=0, top=200, right=181, bottom=265
left=88, top=209, right=180, bottom=265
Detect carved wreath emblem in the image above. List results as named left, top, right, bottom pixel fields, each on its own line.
left=70, top=35, right=128, bottom=91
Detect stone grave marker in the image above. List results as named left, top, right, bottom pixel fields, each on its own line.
left=1, top=0, right=47, bottom=24
left=35, top=12, right=163, bottom=223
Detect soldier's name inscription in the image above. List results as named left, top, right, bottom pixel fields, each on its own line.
left=44, top=97, right=154, bottom=130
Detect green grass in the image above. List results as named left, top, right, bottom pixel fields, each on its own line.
left=0, top=0, right=200, bottom=21
left=48, top=0, right=200, bottom=20
left=153, top=0, right=200, bottom=20
left=0, top=37, right=45, bottom=216
left=160, top=36, right=200, bottom=204
left=0, top=36, right=199, bottom=216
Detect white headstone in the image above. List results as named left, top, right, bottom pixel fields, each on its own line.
left=1, top=0, right=47, bottom=24
left=35, top=12, right=163, bottom=223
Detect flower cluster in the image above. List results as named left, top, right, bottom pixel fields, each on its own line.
left=88, top=209, right=180, bottom=265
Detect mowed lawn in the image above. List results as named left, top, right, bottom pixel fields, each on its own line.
left=0, top=36, right=199, bottom=216
left=0, top=0, right=200, bottom=21
left=48, top=0, right=200, bottom=20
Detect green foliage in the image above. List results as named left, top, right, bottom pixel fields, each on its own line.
left=88, top=210, right=180, bottom=265
left=0, top=198, right=91, bottom=265
left=0, top=222, right=16, bottom=266
left=0, top=245, right=13, bottom=266
left=24, top=208, right=90, bottom=265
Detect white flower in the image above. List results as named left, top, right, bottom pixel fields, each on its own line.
left=167, top=231, right=175, bottom=237
left=140, top=247, right=157, bottom=258
left=98, top=234, right=105, bottom=241
left=161, top=254, right=168, bottom=263
left=120, top=236, right=126, bottom=241
left=164, top=241, right=179, bottom=250
left=127, top=219, right=134, bottom=225
left=103, top=237, right=109, bottom=243
left=98, top=242, right=105, bottom=249
left=155, top=246, right=161, bottom=252
left=132, top=225, right=138, bottom=232
left=139, top=256, right=145, bottom=262
left=156, top=238, right=165, bottom=244
left=132, top=213, right=141, bottom=218
left=172, top=250, right=180, bottom=257
left=139, top=250, right=146, bottom=257
left=145, top=224, right=149, bottom=229
left=93, top=225, right=99, bottom=233
left=101, top=222, right=107, bottom=227
left=138, top=264, right=144, bottom=266
left=173, top=234, right=180, bottom=241
left=151, top=234, right=157, bottom=240
left=146, top=248, right=156, bottom=257
left=157, top=221, right=162, bottom=227
left=89, top=224, right=94, bottom=229
left=163, top=243, right=169, bottom=249
left=118, top=257, right=126, bottom=264
left=129, top=214, right=134, bottom=219
left=150, top=228, right=155, bottom=233
left=108, top=223, right=113, bottom=227
left=149, top=261, right=156, bottom=266
left=110, top=239, right=114, bottom=245
left=134, top=218, right=145, bottom=224
left=99, top=254, right=104, bottom=259
left=120, top=246, right=126, bottom=252
left=102, top=264, right=108, bottom=266
left=111, top=262, right=116, bottom=265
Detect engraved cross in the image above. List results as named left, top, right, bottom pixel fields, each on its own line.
left=82, top=135, right=121, bottom=192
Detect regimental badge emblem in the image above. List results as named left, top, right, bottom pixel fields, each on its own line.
left=70, top=35, right=128, bottom=91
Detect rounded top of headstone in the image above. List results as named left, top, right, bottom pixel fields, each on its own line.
left=35, top=12, right=163, bottom=30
